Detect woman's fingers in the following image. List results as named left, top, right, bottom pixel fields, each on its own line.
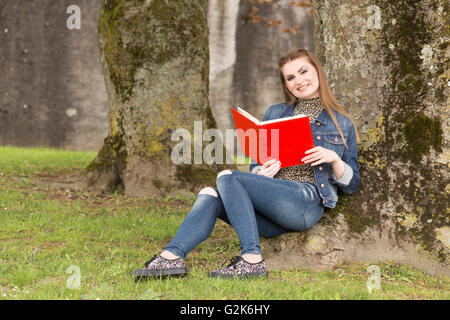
left=302, top=147, right=339, bottom=165
left=262, top=159, right=277, bottom=168
left=303, top=154, right=321, bottom=163
left=267, top=160, right=281, bottom=171
left=265, top=161, right=281, bottom=177
left=270, top=165, right=281, bottom=177
left=310, top=159, right=325, bottom=166
left=258, top=160, right=281, bottom=177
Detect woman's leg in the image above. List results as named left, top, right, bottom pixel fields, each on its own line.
left=163, top=187, right=223, bottom=259
left=215, top=170, right=324, bottom=256
left=133, top=188, right=223, bottom=279
left=163, top=187, right=291, bottom=259
left=133, top=183, right=296, bottom=279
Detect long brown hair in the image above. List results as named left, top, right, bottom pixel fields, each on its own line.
left=279, top=48, right=360, bottom=147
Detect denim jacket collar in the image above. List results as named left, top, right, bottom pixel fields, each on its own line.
left=281, top=102, right=329, bottom=125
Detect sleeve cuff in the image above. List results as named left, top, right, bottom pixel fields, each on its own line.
left=332, top=162, right=353, bottom=186
left=251, top=165, right=261, bottom=174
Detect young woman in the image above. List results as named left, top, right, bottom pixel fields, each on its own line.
left=132, top=48, right=360, bottom=280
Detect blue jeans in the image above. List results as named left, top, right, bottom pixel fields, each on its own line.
left=164, top=170, right=324, bottom=258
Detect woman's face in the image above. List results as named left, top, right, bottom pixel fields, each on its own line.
left=282, top=56, right=319, bottom=100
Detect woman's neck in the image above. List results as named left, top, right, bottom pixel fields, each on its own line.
left=297, top=96, right=320, bottom=102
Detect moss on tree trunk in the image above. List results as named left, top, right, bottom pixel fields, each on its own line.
left=83, top=0, right=234, bottom=197
left=269, top=0, right=448, bottom=275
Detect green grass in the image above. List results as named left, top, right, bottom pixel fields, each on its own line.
left=0, top=145, right=97, bottom=177
left=234, top=155, right=252, bottom=165
left=0, top=146, right=448, bottom=300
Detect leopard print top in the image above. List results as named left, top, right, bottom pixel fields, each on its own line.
left=273, top=97, right=323, bottom=185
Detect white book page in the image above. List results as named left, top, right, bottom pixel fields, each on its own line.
left=237, top=107, right=261, bottom=125
left=261, top=113, right=307, bottom=124
left=237, top=107, right=307, bottom=125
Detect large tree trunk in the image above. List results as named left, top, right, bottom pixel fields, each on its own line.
left=83, top=0, right=234, bottom=197
left=262, top=0, right=449, bottom=276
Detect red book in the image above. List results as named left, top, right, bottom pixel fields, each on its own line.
left=231, top=107, right=315, bottom=168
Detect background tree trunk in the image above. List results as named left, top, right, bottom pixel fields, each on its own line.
left=261, top=0, right=449, bottom=276
left=83, top=0, right=233, bottom=197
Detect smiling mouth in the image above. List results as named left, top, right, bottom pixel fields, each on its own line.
left=296, top=84, right=309, bottom=92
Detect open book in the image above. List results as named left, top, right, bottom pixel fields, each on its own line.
left=231, top=107, right=315, bottom=168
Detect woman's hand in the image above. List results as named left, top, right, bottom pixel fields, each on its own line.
left=301, top=146, right=345, bottom=179
left=256, top=159, right=281, bottom=178
left=301, top=146, right=339, bottom=166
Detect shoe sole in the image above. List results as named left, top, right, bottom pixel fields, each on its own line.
left=132, top=267, right=188, bottom=281
left=208, top=271, right=268, bottom=279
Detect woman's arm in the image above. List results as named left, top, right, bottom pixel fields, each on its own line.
left=330, top=123, right=360, bottom=194
left=301, top=122, right=360, bottom=194
left=331, top=158, right=345, bottom=180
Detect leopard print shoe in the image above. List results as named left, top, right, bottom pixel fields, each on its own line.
left=209, top=256, right=268, bottom=279
left=132, top=254, right=188, bottom=280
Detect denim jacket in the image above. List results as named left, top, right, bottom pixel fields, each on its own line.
left=249, top=102, right=360, bottom=208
